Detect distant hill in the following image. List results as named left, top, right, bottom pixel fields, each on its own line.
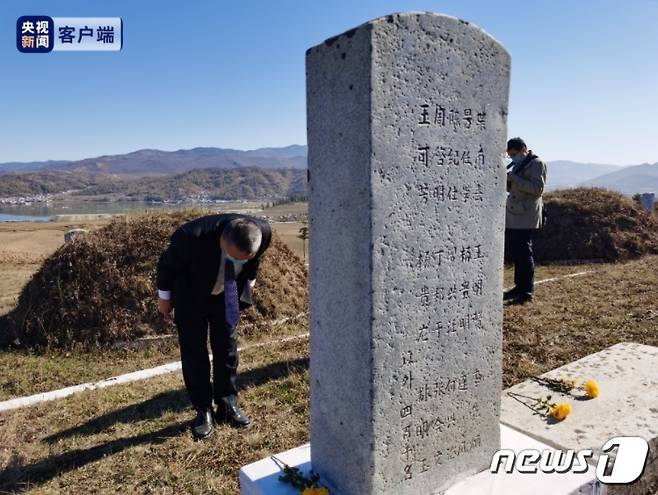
left=0, top=167, right=306, bottom=200
left=534, top=160, right=658, bottom=196
left=3, top=146, right=656, bottom=199
left=579, top=162, right=658, bottom=195
left=0, top=171, right=113, bottom=197
left=241, top=144, right=307, bottom=158
left=78, top=166, right=307, bottom=201
left=0, top=145, right=308, bottom=177
left=545, top=161, right=623, bottom=190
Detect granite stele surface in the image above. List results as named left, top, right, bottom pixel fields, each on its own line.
left=305, top=11, right=509, bottom=495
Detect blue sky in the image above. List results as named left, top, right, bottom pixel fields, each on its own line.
left=0, top=0, right=656, bottom=165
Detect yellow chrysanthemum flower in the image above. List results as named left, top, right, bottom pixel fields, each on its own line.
left=549, top=402, right=572, bottom=421
left=302, top=488, right=329, bottom=495
left=583, top=379, right=600, bottom=398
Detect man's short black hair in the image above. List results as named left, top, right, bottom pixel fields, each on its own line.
left=224, top=218, right=262, bottom=256
left=507, top=137, right=527, bottom=151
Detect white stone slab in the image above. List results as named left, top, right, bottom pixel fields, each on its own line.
left=239, top=425, right=601, bottom=495
left=240, top=444, right=312, bottom=495
left=501, top=342, right=658, bottom=494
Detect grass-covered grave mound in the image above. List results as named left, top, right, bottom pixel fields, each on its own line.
left=3, top=211, right=308, bottom=350
left=531, top=188, right=658, bottom=262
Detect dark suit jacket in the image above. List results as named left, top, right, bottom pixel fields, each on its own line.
left=156, top=213, right=272, bottom=314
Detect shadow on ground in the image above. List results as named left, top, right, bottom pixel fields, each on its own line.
left=0, top=356, right=309, bottom=492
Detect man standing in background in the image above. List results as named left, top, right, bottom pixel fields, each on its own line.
left=157, top=214, right=271, bottom=438
left=504, top=137, right=547, bottom=305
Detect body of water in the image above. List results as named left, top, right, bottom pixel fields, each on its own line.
left=0, top=213, right=52, bottom=222
left=0, top=200, right=264, bottom=222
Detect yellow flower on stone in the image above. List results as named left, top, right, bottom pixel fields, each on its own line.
left=302, top=488, right=329, bottom=495
left=549, top=402, right=572, bottom=421
left=583, top=379, right=600, bottom=398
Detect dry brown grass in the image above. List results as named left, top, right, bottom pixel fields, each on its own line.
left=0, top=262, right=622, bottom=402
left=0, top=311, right=309, bottom=402
left=269, top=222, right=307, bottom=260
left=533, top=188, right=658, bottom=262
left=0, top=220, right=111, bottom=317
left=0, top=342, right=180, bottom=401
left=0, top=256, right=656, bottom=493
left=0, top=332, right=310, bottom=494
left=1, top=212, right=308, bottom=351
left=503, top=255, right=658, bottom=386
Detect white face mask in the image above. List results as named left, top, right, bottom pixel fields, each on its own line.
left=511, top=154, right=524, bottom=164
left=226, top=253, right=248, bottom=266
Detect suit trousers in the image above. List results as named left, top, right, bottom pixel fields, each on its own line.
left=174, top=292, right=239, bottom=409
left=506, top=228, right=537, bottom=297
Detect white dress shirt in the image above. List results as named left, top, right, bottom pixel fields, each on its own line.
left=158, top=252, right=256, bottom=303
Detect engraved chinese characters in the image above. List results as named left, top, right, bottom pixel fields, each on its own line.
left=307, top=12, right=510, bottom=495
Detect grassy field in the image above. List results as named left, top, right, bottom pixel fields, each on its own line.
left=0, top=261, right=599, bottom=402
left=259, top=201, right=307, bottom=218
left=0, top=333, right=310, bottom=494
left=270, top=222, right=307, bottom=261
left=0, top=202, right=656, bottom=493
left=0, top=255, right=656, bottom=493
left=0, top=219, right=111, bottom=316
left=502, top=255, right=658, bottom=386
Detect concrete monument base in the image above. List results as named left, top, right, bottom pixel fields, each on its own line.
left=241, top=342, right=658, bottom=495
left=239, top=424, right=601, bottom=495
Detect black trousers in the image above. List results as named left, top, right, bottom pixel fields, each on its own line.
left=174, top=292, right=239, bottom=409
left=506, top=228, right=537, bottom=297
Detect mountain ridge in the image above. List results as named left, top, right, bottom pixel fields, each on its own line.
left=579, top=162, right=658, bottom=195
left=0, top=145, right=308, bottom=176
left=2, top=145, right=657, bottom=198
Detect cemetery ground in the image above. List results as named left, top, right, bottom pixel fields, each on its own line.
left=1, top=258, right=647, bottom=401
left=0, top=246, right=657, bottom=492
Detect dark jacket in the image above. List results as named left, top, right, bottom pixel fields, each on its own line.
left=156, top=213, right=272, bottom=313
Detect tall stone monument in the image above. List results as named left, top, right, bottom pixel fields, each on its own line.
left=307, top=12, right=510, bottom=495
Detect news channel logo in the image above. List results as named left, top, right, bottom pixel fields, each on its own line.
left=17, top=16, right=123, bottom=53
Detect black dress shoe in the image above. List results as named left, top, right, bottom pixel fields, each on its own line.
left=503, top=287, right=520, bottom=300
left=216, top=395, right=251, bottom=428
left=191, top=407, right=213, bottom=438
left=508, top=294, right=533, bottom=305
